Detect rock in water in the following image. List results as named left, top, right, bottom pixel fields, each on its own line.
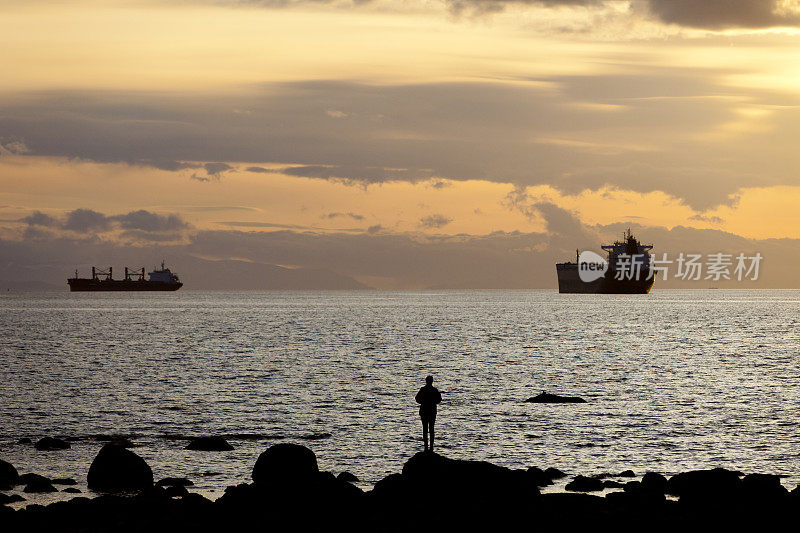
left=565, top=475, right=604, bottom=492
left=252, top=443, right=319, bottom=486
left=156, top=477, right=194, bottom=487
left=641, top=472, right=668, bottom=493
left=34, top=437, right=71, bottom=451
left=525, top=392, right=586, bottom=404
left=665, top=468, right=742, bottom=505
left=87, top=444, right=153, bottom=491
left=0, top=459, right=19, bottom=486
left=185, top=436, right=234, bottom=451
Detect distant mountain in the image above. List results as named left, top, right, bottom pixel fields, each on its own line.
left=176, top=257, right=372, bottom=290
left=0, top=280, right=62, bottom=291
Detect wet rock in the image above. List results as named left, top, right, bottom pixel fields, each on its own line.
left=0, top=459, right=19, bottom=486
left=618, top=470, right=636, bottom=477
left=337, top=471, right=359, bottom=483
left=87, top=444, right=153, bottom=491
left=641, top=472, right=667, bottom=493
left=61, top=487, right=81, bottom=494
left=603, top=480, right=625, bottom=489
left=17, top=438, right=32, bottom=444
left=0, top=493, right=25, bottom=504
left=526, top=466, right=553, bottom=487
left=666, top=468, right=742, bottom=505
left=299, top=433, right=331, bottom=441
left=34, top=437, right=70, bottom=451
left=19, top=473, right=50, bottom=485
left=565, top=475, right=605, bottom=492
left=252, top=443, right=319, bottom=486
left=51, top=478, right=77, bottom=486
left=23, top=478, right=57, bottom=493
left=185, top=436, right=234, bottom=451
left=544, top=467, right=568, bottom=480
left=156, top=477, right=194, bottom=487
left=525, top=392, right=586, bottom=403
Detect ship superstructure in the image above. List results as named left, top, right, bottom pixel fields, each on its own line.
left=555, top=230, right=654, bottom=294
left=68, top=261, right=182, bottom=291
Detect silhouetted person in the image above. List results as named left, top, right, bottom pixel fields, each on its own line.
left=415, top=375, right=442, bottom=451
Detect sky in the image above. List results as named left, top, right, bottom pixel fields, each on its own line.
left=2, top=0, right=800, bottom=288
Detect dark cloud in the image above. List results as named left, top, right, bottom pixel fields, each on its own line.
left=20, top=211, right=58, bottom=227
left=246, top=166, right=271, bottom=173
left=3, top=74, right=800, bottom=210
left=112, top=210, right=189, bottom=232
left=62, top=209, right=111, bottom=232
left=367, top=224, right=384, bottom=234
left=689, top=213, right=725, bottom=225
left=420, top=214, right=453, bottom=228
left=442, top=0, right=800, bottom=29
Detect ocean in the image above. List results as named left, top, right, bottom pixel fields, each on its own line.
left=2, top=289, right=799, bottom=504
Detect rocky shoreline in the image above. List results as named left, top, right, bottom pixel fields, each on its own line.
left=3, top=443, right=800, bottom=531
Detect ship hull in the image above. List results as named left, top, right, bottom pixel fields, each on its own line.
left=556, top=264, right=653, bottom=294
left=67, top=279, right=183, bottom=292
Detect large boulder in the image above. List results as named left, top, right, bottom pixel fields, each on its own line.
left=87, top=444, right=153, bottom=491
left=185, top=436, right=234, bottom=451
left=641, top=472, right=667, bottom=493
left=34, top=437, right=70, bottom=451
left=252, top=443, right=319, bottom=486
left=0, top=459, right=19, bottom=487
left=565, top=475, right=604, bottom=492
left=666, top=468, right=742, bottom=505
left=741, top=473, right=787, bottom=501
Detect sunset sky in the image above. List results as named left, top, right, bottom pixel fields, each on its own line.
left=2, top=1, right=800, bottom=288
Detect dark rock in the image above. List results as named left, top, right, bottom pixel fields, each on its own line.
left=565, top=475, right=605, bottom=492
left=87, top=444, right=154, bottom=491
left=623, top=480, right=642, bottom=493
left=0, top=459, right=19, bottom=486
left=299, top=433, right=331, bottom=440
left=252, top=443, right=319, bottom=487
left=526, top=466, right=553, bottom=487
left=741, top=473, right=787, bottom=500
left=544, top=467, right=568, bottom=480
left=17, top=438, right=32, bottom=444
left=666, top=468, right=742, bottom=505
left=61, top=487, right=81, bottom=493
left=34, top=437, right=70, bottom=451
left=19, top=473, right=50, bottom=485
left=0, top=493, right=24, bottom=505
left=164, top=485, right=189, bottom=498
left=337, top=471, right=359, bottom=483
left=603, top=480, right=625, bottom=488
left=23, top=477, right=57, bottom=493
left=525, top=392, right=586, bottom=403
left=185, top=436, right=234, bottom=451
left=156, top=477, right=194, bottom=487
left=51, top=478, right=77, bottom=486
left=371, top=473, right=409, bottom=501
left=618, top=470, right=636, bottom=477
left=641, top=472, right=667, bottom=493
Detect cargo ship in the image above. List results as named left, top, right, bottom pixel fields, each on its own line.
left=556, top=230, right=654, bottom=294
left=68, top=261, right=183, bottom=291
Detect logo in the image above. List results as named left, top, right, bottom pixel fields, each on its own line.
left=578, top=250, right=608, bottom=282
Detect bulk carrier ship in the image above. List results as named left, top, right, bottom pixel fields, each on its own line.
left=556, top=230, right=654, bottom=294
left=68, top=261, right=183, bottom=291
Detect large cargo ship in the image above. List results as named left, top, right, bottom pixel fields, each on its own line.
left=556, top=230, right=654, bottom=294
left=68, top=261, right=183, bottom=291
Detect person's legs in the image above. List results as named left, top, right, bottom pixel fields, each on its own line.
left=422, top=417, right=429, bottom=450
left=429, top=419, right=435, bottom=452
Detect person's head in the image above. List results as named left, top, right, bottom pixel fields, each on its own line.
left=425, top=375, right=434, bottom=385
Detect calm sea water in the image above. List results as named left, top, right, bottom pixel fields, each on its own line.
left=2, top=290, right=800, bottom=504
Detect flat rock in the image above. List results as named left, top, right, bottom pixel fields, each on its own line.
left=544, top=467, right=568, bottom=480
left=61, top=487, right=81, bottom=493
left=566, top=475, right=605, bottom=492
left=19, top=473, right=50, bottom=485
left=17, top=438, right=32, bottom=444
left=185, top=436, right=234, bottom=451
left=87, top=444, right=153, bottom=491
left=23, top=479, right=57, bottom=493
left=525, top=392, right=586, bottom=404
left=51, top=478, right=77, bottom=486
left=0, top=494, right=25, bottom=504
left=34, top=437, right=71, bottom=451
